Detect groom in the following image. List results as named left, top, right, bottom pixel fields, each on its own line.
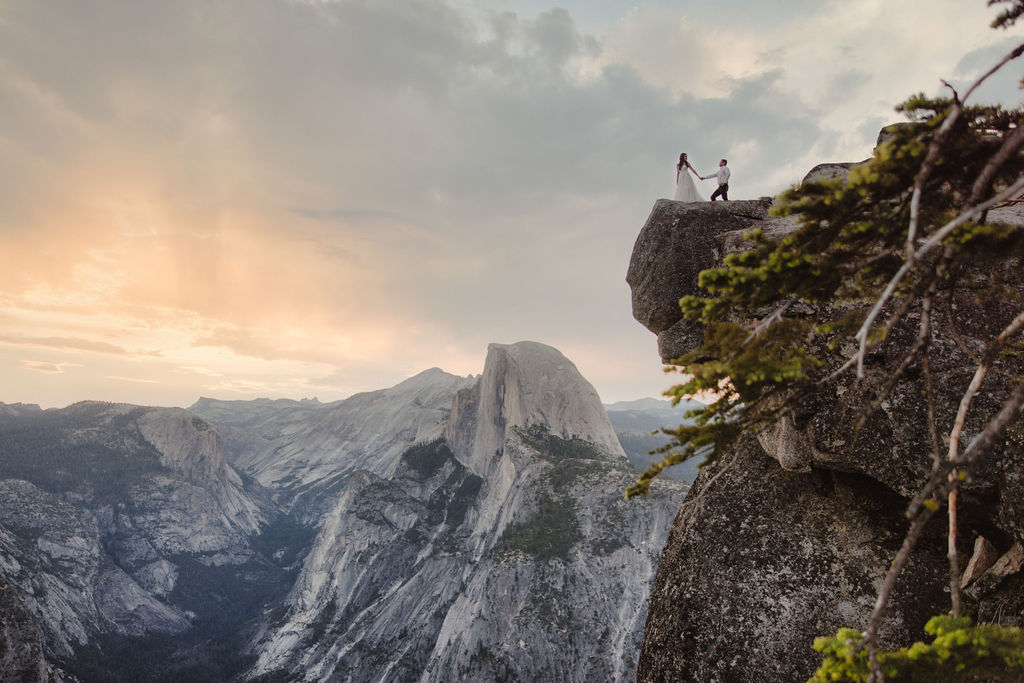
left=702, top=159, right=730, bottom=201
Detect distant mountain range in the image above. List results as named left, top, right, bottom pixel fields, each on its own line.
left=0, top=341, right=687, bottom=681
left=605, top=397, right=705, bottom=483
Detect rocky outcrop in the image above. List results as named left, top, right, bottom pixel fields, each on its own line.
left=637, top=441, right=948, bottom=681
left=0, top=479, right=189, bottom=656
left=1, top=343, right=682, bottom=681
left=626, top=199, right=774, bottom=361
left=136, top=407, right=265, bottom=536
left=628, top=192, right=1024, bottom=679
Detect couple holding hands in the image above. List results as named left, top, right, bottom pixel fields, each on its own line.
left=674, top=153, right=730, bottom=203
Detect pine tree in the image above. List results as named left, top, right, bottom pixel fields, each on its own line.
left=629, top=4, right=1024, bottom=679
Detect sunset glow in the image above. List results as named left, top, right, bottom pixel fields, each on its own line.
left=2, top=0, right=1020, bottom=408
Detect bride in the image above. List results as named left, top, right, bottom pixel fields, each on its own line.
left=673, top=152, right=705, bottom=202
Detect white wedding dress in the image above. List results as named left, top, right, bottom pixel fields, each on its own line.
left=674, top=167, right=705, bottom=202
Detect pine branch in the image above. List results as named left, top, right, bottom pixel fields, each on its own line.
left=947, top=309, right=1024, bottom=464
left=969, top=117, right=1024, bottom=205
left=744, top=299, right=796, bottom=343
left=852, top=176, right=1024, bottom=378
left=906, top=83, right=962, bottom=260
left=854, top=273, right=939, bottom=430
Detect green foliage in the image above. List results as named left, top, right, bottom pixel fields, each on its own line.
left=400, top=438, right=454, bottom=479
left=519, top=424, right=611, bottom=462
left=626, top=87, right=1024, bottom=499
left=810, top=616, right=1024, bottom=681
left=0, top=405, right=167, bottom=504
left=493, top=490, right=581, bottom=562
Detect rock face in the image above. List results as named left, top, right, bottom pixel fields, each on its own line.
left=191, top=368, right=474, bottom=522
left=248, top=341, right=683, bottom=682
left=638, top=441, right=948, bottom=681
left=446, top=341, right=627, bottom=480
left=627, top=194, right=1024, bottom=679
left=1, top=342, right=684, bottom=681
left=626, top=198, right=774, bottom=361
left=0, top=402, right=287, bottom=680
left=0, top=573, right=64, bottom=682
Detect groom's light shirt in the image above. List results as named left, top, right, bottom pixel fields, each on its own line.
left=713, top=166, right=731, bottom=185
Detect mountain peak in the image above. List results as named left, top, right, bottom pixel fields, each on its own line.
left=446, top=341, right=626, bottom=477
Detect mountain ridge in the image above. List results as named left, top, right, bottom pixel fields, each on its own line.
left=0, top=340, right=685, bottom=681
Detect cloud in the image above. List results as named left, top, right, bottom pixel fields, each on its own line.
left=949, top=36, right=1024, bottom=104
left=0, top=335, right=133, bottom=355
left=105, top=375, right=160, bottom=384
left=0, top=0, right=1020, bottom=408
left=20, top=360, right=79, bottom=374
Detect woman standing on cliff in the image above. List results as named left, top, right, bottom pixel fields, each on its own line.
left=674, top=152, right=705, bottom=202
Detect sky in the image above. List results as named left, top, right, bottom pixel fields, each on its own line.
left=1, top=0, right=1022, bottom=409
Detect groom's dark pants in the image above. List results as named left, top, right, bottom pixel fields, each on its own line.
left=710, top=183, right=729, bottom=201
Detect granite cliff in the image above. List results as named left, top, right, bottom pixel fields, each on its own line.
left=627, top=182, right=1024, bottom=679
left=248, top=342, right=682, bottom=682
left=0, top=342, right=684, bottom=681
left=0, top=402, right=288, bottom=680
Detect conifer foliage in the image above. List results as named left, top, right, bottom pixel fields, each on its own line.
left=629, top=3, right=1024, bottom=680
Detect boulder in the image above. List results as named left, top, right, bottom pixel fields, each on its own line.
left=626, top=199, right=774, bottom=361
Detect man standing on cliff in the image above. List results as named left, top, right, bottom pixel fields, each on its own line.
left=702, top=159, right=730, bottom=201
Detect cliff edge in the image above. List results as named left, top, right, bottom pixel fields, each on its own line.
left=628, top=187, right=1024, bottom=679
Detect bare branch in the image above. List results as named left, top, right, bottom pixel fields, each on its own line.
left=744, top=299, right=796, bottom=344
left=820, top=265, right=936, bottom=386
left=867, top=641, right=882, bottom=683
left=854, top=276, right=938, bottom=430
left=948, top=485, right=962, bottom=616
left=821, top=356, right=858, bottom=384
left=917, top=175, right=1024, bottom=254
left=863, top=511, right=937, bottom=681
left=908, top=378, right=1024, bottom=519
left=906, top=83, right=962, bottom=259
left=969, top=121, right=1024, bottom=205
left=853, top=175, right=1024, bottom=377
left=903, top=38, right=1022, bottom=258
left=947, top=309, right=1024, bottom=463
left=881, top=277, right=927, bottom=338
left=946, top=301, right=983, bottom=366
left=962, top=41, right=1024, bottom=102
left=922, top=354, right=942, bottom=469
left=864, top=375, right=1024, bottom=673
left=860, top=379, right=1024, bottom=677
left=958, top=375, right=1024, bottom=464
